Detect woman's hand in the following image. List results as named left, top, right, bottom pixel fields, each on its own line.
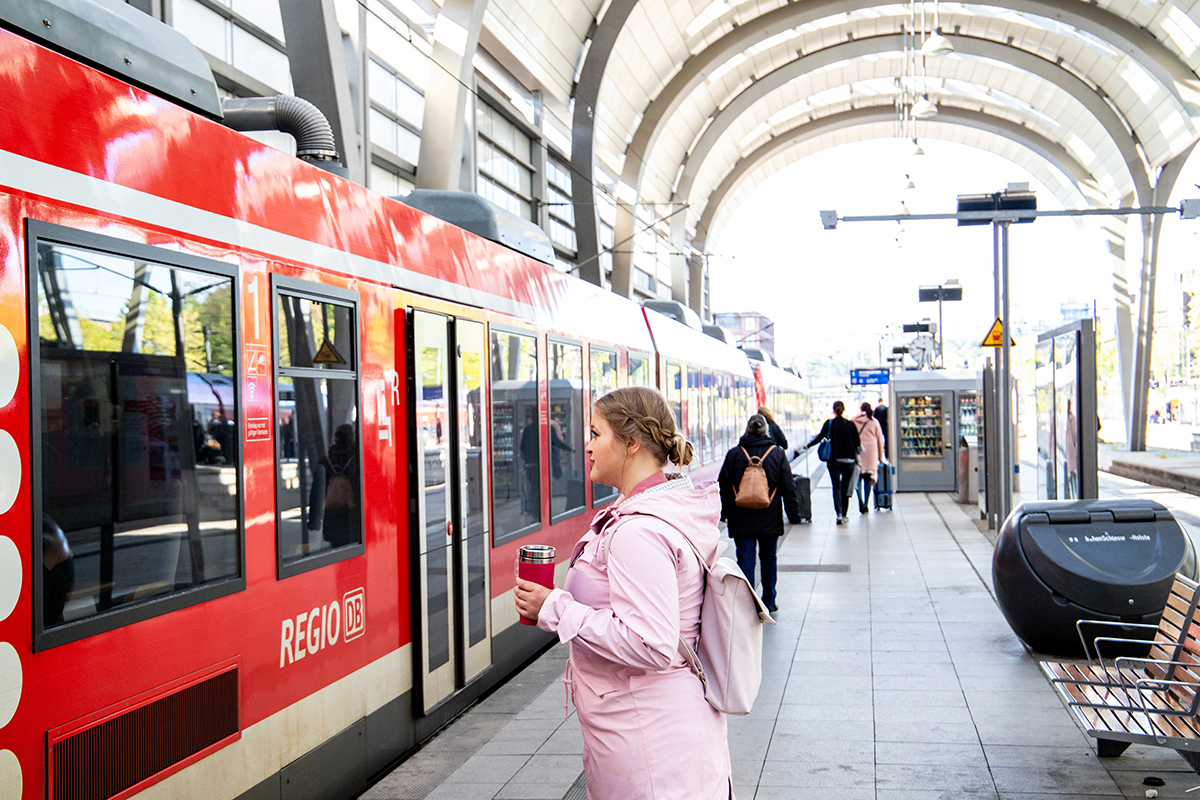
left=514, top=578, right=554, bottom=623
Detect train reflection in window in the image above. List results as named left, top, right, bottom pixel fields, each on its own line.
left=490, top=329, right=539, bottom=544
left=628, top=352, right=651, bottom=387
left=35, top=240, right=241, bottom=631
left=274, top=288, right=362, bottom=574
left=590, top=348, right=618, bottom=504
left=549, top=341, right=584, bottom=521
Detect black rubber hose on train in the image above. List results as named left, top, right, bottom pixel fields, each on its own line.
left=220, top=95, right=340, bottom=162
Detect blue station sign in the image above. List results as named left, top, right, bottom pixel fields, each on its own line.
left=851, top=368, right=889, bottom=386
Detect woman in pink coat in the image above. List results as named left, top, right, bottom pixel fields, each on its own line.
left=515, top=387, right=732, bottom=800
left=852, top=401, right=886, bottom=514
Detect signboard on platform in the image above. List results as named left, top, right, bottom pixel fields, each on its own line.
left=851, top=368, right=889, bottom=386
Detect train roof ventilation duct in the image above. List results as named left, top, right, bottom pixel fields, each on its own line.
left=0, top=0, right=222, bottom=118
left=220, top=95, right=343, bottom=174
left=702, top=324, right=736, bottom=345
left=396, top=190, right=555, bottom=265
left=642, top=300, right=703, bottom=331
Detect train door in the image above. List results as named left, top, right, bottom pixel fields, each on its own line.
left=410, top=309, right=492, bottom=713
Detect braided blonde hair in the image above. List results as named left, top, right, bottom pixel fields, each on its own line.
left=593, top=386, right=695, bottom=467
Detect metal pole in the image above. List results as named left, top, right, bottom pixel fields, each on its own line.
left=990, top=222, right=1001, bottom=529
left=1000, top=221, right=1013, bottom=524
left=938, top=291, right=945, bottom=369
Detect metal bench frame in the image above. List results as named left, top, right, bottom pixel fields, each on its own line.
left=1040, top=574, right=1200, bottom=759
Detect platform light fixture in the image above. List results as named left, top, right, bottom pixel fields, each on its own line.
left=922, top=31, right=954, bottom=56
left=918, top=280, right=962, bottom=368
left=912, top=96, right=938, bottom=118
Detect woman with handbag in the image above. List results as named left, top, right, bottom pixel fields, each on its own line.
left=804, top=401, right=861, bottom=524
left=852, top=402, right=886, bottom=514
left=513, top=387, right=733, bottom=800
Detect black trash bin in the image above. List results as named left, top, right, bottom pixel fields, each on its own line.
left=992, top=498, right=1197, bottom=657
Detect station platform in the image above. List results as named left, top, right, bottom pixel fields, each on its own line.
left=361, top=470, right=1200, bottom=799
left=1102, top=443, right=1200, bottom=498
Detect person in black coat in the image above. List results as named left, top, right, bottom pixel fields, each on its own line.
left=758, top=405, right=788, bottom=450
left=804, top=401, right=861, bottom=524
left=874, top=397, right=889, bottom=450
left=719, top=415, right=801, bottom=613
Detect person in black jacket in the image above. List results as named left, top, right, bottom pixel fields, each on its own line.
left=873, top=397, right=889, bottom=450
left=719, top=415, right=801, bottom=613
left=804, top=401, right=861, bottom=524
left=758, top=405, right=788, bottom=450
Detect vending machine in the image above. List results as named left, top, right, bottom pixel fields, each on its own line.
left=891, top=370, right=978, bottom=492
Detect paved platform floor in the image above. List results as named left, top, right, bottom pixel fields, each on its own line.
left=362, top=484, right=1200, bottom=799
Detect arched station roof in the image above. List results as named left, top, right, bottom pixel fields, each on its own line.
left=480, top=0, right=1200, bottom=281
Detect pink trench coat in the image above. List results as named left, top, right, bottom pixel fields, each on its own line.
left=537, top=475, right=733, bottom=800
left=852, top=411, right=886, bottom=479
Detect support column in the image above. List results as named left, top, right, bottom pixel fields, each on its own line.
left=1100, top=207, right=1135, bottom=445
left=670, top=211, right=689, bottom=307
left=416, top=0, right=487, bottom=191
left=1130, top=144, right=1196, bottom=450
left=279, top=0, right=364, bottom=183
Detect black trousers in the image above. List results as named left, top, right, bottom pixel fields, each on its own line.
left=827, top=460, right=857, bottom=517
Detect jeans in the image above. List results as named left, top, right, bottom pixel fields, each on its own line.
left=855, top=473, right=875, bottom=509
left=735, top=536, right=778, bottom=608
left=827, top=460, right=856, bottom=517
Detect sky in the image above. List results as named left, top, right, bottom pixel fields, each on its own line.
left=709, top=137, right=1200, bottom=380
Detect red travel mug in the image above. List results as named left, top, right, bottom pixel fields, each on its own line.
left=518, top=544, right=556, bottom=625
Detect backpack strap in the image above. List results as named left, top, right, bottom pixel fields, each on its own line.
left=600, top=514, right=712, bottom=669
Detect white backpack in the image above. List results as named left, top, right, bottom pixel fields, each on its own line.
left=606, top=521, right=775, bottom=715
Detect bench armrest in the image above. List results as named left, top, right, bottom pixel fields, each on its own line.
left=1077, top=620, right=1159, bottom=667
left=1092, top=635, right=1162, bottom=669
left=1114, top=656, right=1200, bottom=718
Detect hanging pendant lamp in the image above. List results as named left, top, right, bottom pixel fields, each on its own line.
left=912, top=96, right=938, bottom=118
left=921, top=31, right=954, bottom=56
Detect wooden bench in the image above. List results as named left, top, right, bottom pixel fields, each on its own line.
left=1041, top=573, right=1200, bottom=764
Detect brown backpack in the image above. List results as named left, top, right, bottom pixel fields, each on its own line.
left=734, top=446, right=776, bottom=509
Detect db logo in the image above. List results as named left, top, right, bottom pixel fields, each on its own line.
left=343, top=589, right=366, bottom=642
left=279, top=586, right=366, bottom=667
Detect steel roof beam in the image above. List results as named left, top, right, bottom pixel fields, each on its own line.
left=602, top=0, right=1199, bottom=298
left=568, top=0, right=640, bottom=290
left=689, top=104, right=1102, bottom=256
left=674, top=33, right=1152, bottom=215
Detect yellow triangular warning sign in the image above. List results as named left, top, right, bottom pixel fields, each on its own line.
left=312, top=339, right=346, bottom=365
left=981, top=318, right=1015, bottom=348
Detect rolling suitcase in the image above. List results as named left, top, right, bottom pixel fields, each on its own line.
left=874, top=462, right=894, bottom=511
left=794, top=473, right=812, bottom=523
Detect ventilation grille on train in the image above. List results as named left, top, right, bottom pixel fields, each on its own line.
left=50, top=665, right=239, bottom=800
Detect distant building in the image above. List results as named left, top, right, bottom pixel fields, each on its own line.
left=713, top=311, right=775, bottom=358
left=1061, top=302, right=1091, bottom=324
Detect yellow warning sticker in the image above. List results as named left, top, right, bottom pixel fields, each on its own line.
left=313, top=339, right=347, bottom=365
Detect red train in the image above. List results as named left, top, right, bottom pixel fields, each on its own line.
left=0, top=6, right=809, bottom=800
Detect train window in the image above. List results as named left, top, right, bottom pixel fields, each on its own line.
left=628, top=352, right=651, bottom=387
left=590, top=348, right=619, bottom=505
left=720, top=374, right=734, bottom=453
left=549, top=340, right=585, bottom=521
left=665, top=362, right=682, bottom=430
left=700, top=371, right=710, bottom=462
left=28, top=221, right=244, bottom=649
left=273, top=278, right=363, bottom=578
left=687, top=367, right=702, bottom=461
left=490, top=327, right=540, bottom=544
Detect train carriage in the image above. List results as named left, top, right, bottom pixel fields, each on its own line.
left=0, top=5, right=810, bottom=800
